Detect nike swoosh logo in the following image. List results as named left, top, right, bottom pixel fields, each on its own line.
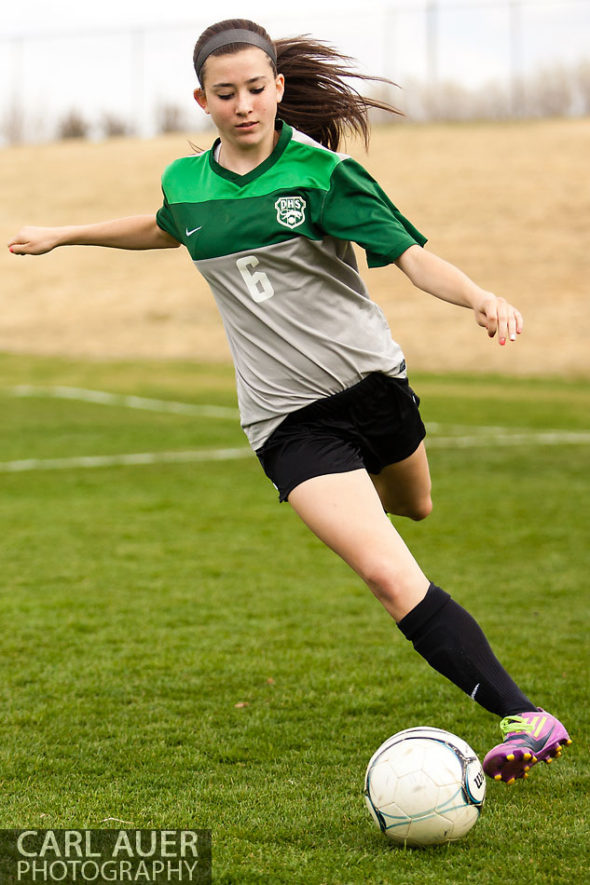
left=186, top=226, right=202, bottom=237
left=505, top=727, right=555, bottom=754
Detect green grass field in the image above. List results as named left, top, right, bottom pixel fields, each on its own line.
left=1, top=353, right=588, bottom=884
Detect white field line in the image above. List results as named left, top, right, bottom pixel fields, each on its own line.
left=427, top=431, right=590, bottom=447
left=10, top=385, right=239, bottom=419
left=0, top=448, right=253, bottom=474
left=2, top=385, right=589, bottom=474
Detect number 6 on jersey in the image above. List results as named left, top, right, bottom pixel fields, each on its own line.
left=236, top=255, right=275, bottom=303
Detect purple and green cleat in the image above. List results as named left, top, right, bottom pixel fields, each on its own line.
left=483, top=708, right=571, bottom=785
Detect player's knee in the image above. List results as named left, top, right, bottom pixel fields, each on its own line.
left=408, top=493, right=433, bottom=521
left=390, top=493, right=433, bottom=521
left=361, top=560, right=413, bottom=607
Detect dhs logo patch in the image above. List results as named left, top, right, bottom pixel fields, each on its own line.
left=275, top=195, right=306, bottom=229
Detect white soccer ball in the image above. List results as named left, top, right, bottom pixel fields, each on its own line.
left=364, top=726, right=486, bottom=848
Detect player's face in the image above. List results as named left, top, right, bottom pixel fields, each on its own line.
left=195, top=48, right=285, bottom=157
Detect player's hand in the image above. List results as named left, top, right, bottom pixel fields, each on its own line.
left=8, top=226, right=62, bottom=256
left=473, top=292, right=523, bottom=345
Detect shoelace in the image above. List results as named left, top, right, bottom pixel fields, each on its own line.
left=499, top=715, right=535, bottom=737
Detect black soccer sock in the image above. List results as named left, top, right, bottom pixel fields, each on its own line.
left=397, top=582, right=537, bottom=717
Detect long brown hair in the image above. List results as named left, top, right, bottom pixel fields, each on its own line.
left=194, top=19, right=401, bottom=151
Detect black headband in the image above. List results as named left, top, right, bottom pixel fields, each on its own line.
left=195, top=29, right=277, bottom=80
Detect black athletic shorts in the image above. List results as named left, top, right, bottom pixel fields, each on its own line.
left=255, top=372, right=426, bottom=502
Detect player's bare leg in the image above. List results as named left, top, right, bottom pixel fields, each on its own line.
left=287, top=469, right=429, bottom=621
left=369, top=441, right=432, bottom=520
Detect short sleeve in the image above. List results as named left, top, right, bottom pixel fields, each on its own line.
left=320, top=158, right=427, bottom=268
left=155, top=189, right=182, bottom=242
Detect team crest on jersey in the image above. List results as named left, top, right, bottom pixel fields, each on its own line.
left=275, top=196, right=306, bottom=229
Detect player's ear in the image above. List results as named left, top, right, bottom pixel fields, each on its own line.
left=194, top=88, right=209, bottom=114
left=275, top=74, right=285, bottom=104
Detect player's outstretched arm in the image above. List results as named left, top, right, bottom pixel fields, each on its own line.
left=395, top=244, right=523, bottom=346
left=8, top=215, right=180, bottom=256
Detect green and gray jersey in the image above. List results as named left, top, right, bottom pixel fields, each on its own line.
left=156, top=122, right=426, bottom=450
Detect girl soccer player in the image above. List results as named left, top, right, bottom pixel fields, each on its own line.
left=9, top=19, right=570, bottom=784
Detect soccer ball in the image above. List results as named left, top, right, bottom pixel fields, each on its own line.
left=364, top=727, right=486, bottom=847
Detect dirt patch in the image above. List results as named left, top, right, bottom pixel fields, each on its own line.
left=2, top=119, right=589, bottom=376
